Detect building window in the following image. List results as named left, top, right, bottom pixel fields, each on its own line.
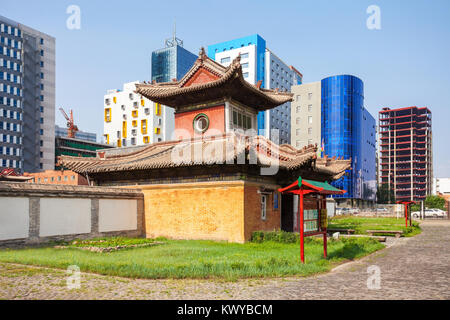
left=308, top=105, right=312, bottom=112
left=131, top=137, right=136, bottom=145
left=105, top=98, right=110, bottom=106
left=154, top=127, right=161, bottom=135
left=155, top=103, right=161, bottom=116
left=193, top=113, right=209, bottom=133
left=296, top=117, right=301, bottom=125
left=243, top=72, right=249, bottom=79
left=308, top=93, right=312, bottom=100
left=141, top=119, right=147, bottom=134
left=104, top=108, right=111, bottom=122
left=132, top=120, right=137, bottom=127
left=296, top=106, right=301, bottom=113
left=308, top=116, right=313, bottom=124
left=261, top=194, right=267, bottom=220
left=241, top=63, right=249, bottom=69
left=122, top=121, right=127, bottom=138
left=143, top=136, right=149, bottom=144
left=308, top=139, right=313, bottom=145
left=220, top=57, right=230, bottom=64
left=308, top=127, right=312, bottom=135
left=132, top=110, right=138, bottom=118
left=240, top=53, right=249, bottom=59
left=296, top=129, right=301, bottom=136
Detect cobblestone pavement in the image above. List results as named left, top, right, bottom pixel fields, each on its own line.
left=0, top=220, right=448, bottom=300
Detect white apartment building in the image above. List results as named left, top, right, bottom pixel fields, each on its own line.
left=290, top=82, right=322, bottom=151
left=103, top=81, right=174, bottom=148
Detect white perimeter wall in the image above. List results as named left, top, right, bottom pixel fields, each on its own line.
left=39, top=198, right=91, bottom=237
left=99, top=199, right=137, bottom=232
left=0, top=197, right=29, bottom=240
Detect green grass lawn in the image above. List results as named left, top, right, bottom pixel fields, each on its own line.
left=328, top=216, right=421, bottom=237
left=0, top=236, right=384, bottom=280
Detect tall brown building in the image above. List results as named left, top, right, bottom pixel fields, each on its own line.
left=378, top=106, right=433, bottom=202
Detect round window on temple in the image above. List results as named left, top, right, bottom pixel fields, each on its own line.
left=193, top=113, right=209, bottom=133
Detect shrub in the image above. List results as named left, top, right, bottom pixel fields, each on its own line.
left=251, top=230, right=298, bottom=244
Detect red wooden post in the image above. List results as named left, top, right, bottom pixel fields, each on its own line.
left=299, top=191, right=304, bottom=263
left=405, top=203, right=408, bottom=228
left=322, top=196, right=327, bottom=258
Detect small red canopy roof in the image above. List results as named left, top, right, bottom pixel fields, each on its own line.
left=278, top=177, right=346, bottom=195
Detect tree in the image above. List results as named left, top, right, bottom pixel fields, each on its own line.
left=411, top=195, right=446, bottom=211
left=377, top=184, right=396, bottom=204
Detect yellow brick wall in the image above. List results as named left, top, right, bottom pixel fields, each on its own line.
left=140, top=181, right=245, bottom=243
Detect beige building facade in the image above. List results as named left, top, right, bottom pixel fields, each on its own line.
left=290, top=82, right=322, bottom=151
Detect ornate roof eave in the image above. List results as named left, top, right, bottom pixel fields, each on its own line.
left=57, top=133, right=351, bottom=181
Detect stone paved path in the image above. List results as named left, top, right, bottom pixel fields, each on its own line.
left=0, top=220, right=449, bottom=300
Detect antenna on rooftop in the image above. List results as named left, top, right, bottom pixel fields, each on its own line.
left=165, top=20, right=183, bottom=48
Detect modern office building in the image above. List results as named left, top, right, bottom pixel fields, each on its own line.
left=292, top=75, right=377, bottom=204
left=55, top=125, right=97, bottom=142
left=103, top=81, right=175, bottom=148
left=378, top=106, right=433, bottom=202
left=291, top=81, right=321, bottom=150
left=0, top=15, right=55, bottom=173
left=55, top=135, right=111, bottom=170
left=151, top=31, right=197, bottom=83
left=207, top=34, right=302, bottom=145
left=322, top=75, right=376, bottom=203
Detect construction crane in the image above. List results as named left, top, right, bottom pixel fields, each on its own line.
left=59, top=107, right=79, bottom=138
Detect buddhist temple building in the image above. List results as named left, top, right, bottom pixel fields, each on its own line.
left=58, top=48, right=351, bottom=243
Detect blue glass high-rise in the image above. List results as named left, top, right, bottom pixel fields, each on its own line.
left=321, top=75, right=376, bottom=201
left=151, top=45, right=197, bottom=83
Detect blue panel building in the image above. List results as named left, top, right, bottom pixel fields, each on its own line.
left=321, top=75, right=376, bottom=203
left=207, top=34, right=302, bottom=145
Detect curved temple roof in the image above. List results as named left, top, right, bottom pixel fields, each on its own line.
left=135, top=48, right=293, bottom=111
left=58, top=133, right=351, bottom=181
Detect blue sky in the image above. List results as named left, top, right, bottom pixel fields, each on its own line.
left=1, top=0, right=450, bottom=176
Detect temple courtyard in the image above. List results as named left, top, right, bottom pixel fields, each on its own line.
left=0, top=219, right=448, bottom=300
